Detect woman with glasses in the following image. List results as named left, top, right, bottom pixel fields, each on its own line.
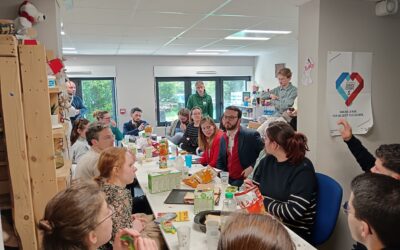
left=94, top=147, right=163, bottom=249
left=244, top=121, right=317, bottom=242
left=38, top=181, right=157, bottom=250
left=198, top=117, right=223, bottom=168
left=179, top=107, right=202, bottom=154
left=93, top=110, right=124, bottom=142
left=70, top=118, right=90, bottom=164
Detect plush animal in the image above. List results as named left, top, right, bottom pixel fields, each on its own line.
left=14, top=1, right=46, bottom=38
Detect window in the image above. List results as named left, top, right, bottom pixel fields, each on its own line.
left=156, top=76, right=250, bottom=126
left=69, top=78, right=117, bottom=122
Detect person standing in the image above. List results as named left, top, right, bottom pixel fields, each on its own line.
left=187, top=81, right=213, bottom=118
left=66, top=80, right=88, bottom=124
left=261, top=68, right=297, bottom=115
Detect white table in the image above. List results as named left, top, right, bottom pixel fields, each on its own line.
left=135, top=158, right=316, bottom=250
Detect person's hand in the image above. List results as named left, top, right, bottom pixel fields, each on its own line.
left=132, top=218, right=145, bottom=232
left=244, top=178, right=255, bottom=190
left=110, top=119, right=117, bottom=127
left=113, top=228, right=140, bottom=250
left=270, top=94, right=279, bottom=100
left=135, top=236, right=158, bottom=250
left=241, top=166, right=254, bottom=178
left=337, top=118, right=353, bottom=141
left=131, top=214, right=147, bottom=224
left=138, top=123, right=145, bottom=131
left=180, top=123, right=187, bottom=131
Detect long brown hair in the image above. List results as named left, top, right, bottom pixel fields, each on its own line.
left=70, top=118, right=90, bottom=145
left=266, top=121, right=309, bottom=165
left=38, top=181, right=105, bottom=250
left=94, top=147, right=129, bottom=183
left=198, top=117, right=219, bottom=150
left=218, top=213, right=295, bottom=250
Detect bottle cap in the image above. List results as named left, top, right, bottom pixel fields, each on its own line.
left=225, top=192, right=234, bottom=199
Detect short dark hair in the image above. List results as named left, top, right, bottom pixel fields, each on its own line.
left=375, top=144, right=400, bottom=174
left=130, top=107, right=142, bottom=114
left=351, top=173, right=400, bottom=247
left=86, top=121, right=109, bottom=146
left=225, top=106, right=242, bottom=119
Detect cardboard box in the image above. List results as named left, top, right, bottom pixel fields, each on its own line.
left=148, top=169, right=181, bottom=194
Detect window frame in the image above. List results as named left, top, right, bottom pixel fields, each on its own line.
left=155, top=76, right=251, bottom=126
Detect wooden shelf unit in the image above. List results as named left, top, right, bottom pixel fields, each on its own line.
left=0, top=35, right=62, bottom=249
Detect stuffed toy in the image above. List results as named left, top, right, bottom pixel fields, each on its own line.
left=14, top=1, right=46, bottom=39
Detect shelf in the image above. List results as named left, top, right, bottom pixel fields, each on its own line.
left=52, top=127, right=65, bottom=138
left=56, top=159, right=71, bottom=191
left=48, top=86, right=61, bottom=94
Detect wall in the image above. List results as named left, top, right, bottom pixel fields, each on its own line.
left=298, top=0, right=400, bottom=249
left=65, top=55, right=255, bottom=134
left=254, top=45, right=298, bottom=90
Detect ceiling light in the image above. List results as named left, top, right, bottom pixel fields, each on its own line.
left=196, top=49, right=229, bottom=52
left=188, top=52, right=220, bottom=55
left=62, top=47, right=76, bottom=50
left=63, top=50, right=78, bottom=54
left=243, top=30, right=292, bottom=34
left=225, top=36, right=270, bottom=41
left=60, top=30, right=65, bottom=35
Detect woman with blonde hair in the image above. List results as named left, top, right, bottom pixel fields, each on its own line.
left=93, top=110, right=123, bottom=142
left=94, top=147, right=163, bottom=249
left=38, top=180, right=157, bottom=250
left=198, top=116, right=223, bottom=167
left=218, top=213, right=295, bottom=250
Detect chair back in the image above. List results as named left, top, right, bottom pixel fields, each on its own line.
left=311, top=173, right=343, bottom=246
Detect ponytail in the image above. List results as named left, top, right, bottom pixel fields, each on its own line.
left=286, top=132, right=309, bottom=165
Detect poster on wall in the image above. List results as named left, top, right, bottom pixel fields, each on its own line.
left=327, top=51, right=373, bottom=136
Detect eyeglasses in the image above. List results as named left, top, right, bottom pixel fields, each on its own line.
left=223, top=115, right=238, bottom=120
left=342, top=201, right=350, bottom=215
left=95, top=204, right=115, bottom=227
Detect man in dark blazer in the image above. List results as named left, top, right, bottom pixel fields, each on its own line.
left=217, top=106, right=264, bottom=187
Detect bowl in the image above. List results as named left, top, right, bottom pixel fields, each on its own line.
left=193, top=210, right=221, bottom=233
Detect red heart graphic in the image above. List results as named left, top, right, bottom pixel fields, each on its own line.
left=345, top=72, right=364, bottom=106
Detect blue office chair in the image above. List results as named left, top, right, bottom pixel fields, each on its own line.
left=311, top=173, right=343, bottom=246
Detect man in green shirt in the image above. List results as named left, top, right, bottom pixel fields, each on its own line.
left=187, top=81, right=213, bottom=118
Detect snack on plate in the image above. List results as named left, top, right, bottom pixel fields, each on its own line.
left=234, top=186, right=265, bottom=214
left=183, top=167, right=216, bottom=188
left=157, top=211, right=189, bottom=222
left=184, top=185, right=221, bottom=205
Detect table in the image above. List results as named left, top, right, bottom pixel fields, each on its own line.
left=135, top=157, right=316, bottom=250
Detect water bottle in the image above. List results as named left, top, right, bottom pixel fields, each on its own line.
left=221, top=192, right=236, bottom=231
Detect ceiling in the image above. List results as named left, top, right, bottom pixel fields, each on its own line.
left=60, top=0, right=311, bottom=56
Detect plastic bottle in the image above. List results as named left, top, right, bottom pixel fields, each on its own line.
left=221, top=192, right=237, bottom=231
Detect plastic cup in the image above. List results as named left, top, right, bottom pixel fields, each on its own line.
left=220, top=171, right=229, bottom=186
left=177, top=225, right=191, bottom=249
left=145, top=146, right=153, bottom=158
left=185, top=154, right=192, bottom=168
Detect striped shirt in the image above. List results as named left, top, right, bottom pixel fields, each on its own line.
left=253, top=155, right=317, bottom=242
left=180, top=123, right=199, bottom=154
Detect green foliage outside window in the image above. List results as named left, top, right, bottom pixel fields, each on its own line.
left=81, top=79, right=114, bottom=122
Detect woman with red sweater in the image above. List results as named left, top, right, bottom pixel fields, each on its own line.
left=198, top=117, right=223, bottom=167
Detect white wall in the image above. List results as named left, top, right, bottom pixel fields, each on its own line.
left=299, top=0, right=400, bottom=249
left=65, top=55, right=256, bottom=134
left=254, top=45, right=298, bottom=91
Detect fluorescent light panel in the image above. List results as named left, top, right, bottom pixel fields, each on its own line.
left=188, top=52, right=220, bottom=55
left=243, top=30, right=292, bottom=34
left=196, top=49, right=229, bottom=52
left=225, top=36, right=270, bottom=41
left=62, top=47, right=76, bottom=50
left=63, top=51, right=78, bottom=54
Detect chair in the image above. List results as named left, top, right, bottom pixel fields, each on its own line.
left=311, top=173, right=343, bottom=246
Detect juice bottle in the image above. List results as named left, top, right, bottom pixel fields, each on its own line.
left=159, top=140, right=168, bottom=169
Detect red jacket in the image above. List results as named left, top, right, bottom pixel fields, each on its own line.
left=200, top=130, right=224, bottom=167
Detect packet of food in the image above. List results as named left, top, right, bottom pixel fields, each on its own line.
left=234, top=186, right=265, bottom=214
left=161, top=221, right=176, bottom=234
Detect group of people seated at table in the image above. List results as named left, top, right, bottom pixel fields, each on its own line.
left=47, top=72, right=399, bottom=250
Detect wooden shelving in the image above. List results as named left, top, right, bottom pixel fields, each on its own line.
left=48, top=86, right=61, bottom=94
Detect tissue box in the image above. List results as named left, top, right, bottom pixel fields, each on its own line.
left=194, top=188, right=214, bottom=214
left=148, top=170, right=181, bottom=194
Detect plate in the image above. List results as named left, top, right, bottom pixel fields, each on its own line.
left=193, top=210, right=221, bottom=233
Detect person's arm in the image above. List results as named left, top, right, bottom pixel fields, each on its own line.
left=208, top=95, right=213, bottom=118
left=73, top=96, right=88, bottom=117
left=279, top=86, right=297, bottom=111
left=123, top=122, right=139, bottom=136
left=186, top=95, right=193, bottom=110
left=263, top=168, right=316, bottom=224
left=345, top=136, right=376, bottom=172
left=113, top=126, right=124, bottom=141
